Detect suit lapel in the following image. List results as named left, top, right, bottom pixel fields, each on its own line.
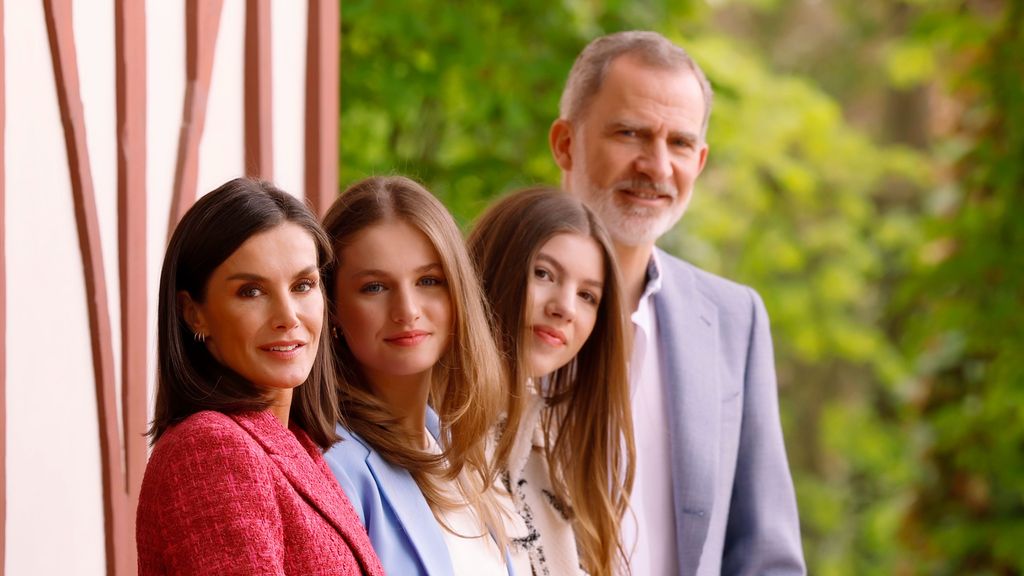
left=653, top=251, right=720, bottom=575
left=365, top=441, right=454, bottom=574
left=231, top=412, right=382, bottom=575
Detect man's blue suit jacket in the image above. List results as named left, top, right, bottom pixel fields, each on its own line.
left=653, top=248, right=805, bottom=575
left=323, top=412, right=516, bottom=576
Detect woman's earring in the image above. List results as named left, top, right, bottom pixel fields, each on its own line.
left=194, top=331, right=206, bottom=343
left=331, top=326, right=339, bottom=339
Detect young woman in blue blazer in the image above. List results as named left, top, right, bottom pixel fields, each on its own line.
left=321, top=176, right=514, bottom=576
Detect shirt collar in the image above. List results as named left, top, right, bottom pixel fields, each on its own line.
left=631, top=251, right=663, bottom=329
left=640, top=250, right=663, bottom=303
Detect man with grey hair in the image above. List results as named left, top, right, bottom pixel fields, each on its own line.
left=550, top=31, right=806, bottom=575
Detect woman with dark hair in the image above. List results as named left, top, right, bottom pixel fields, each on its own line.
left=321, top=176, right=513, bottom=576
left=136, top=178, right=384, bottom=575
left=468, top=187, right=635, bottom=576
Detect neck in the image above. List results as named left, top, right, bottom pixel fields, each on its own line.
left=268, top=388, right=293, bottom=428
left=366, top=370, right=432, bottom=448
left=615, top=241, right=655, bottom=312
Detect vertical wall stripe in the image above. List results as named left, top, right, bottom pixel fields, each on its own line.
left=0, top=0, right=6, bottom=572
left=304, top=0, right=340, bottom=215
left=115, top=0, right=148, bottom=571
left=244, top=0, right=273, bottom=179
left=169, top=0, right=224, bottom=234
left=42, top=2, right=129, bottom=575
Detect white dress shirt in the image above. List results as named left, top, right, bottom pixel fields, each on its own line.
left=622, top=253, right=680, bottom=575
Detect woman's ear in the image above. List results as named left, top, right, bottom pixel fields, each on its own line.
left=177, top=291, right=206, bottom=336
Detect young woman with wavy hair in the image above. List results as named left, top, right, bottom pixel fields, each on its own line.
left=468, top=187, right=636, bottom=576
left=321, top=175, right=512, bottom=576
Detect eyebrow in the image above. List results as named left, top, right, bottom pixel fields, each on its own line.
left=350, top=262, right=443, bottom=279
left=670, top=131, right=700, bottom=146
left=607, top=121, right=699, bottom=145
left=225, top=265, right=319, bottom=282
left=535, top=253, right=604, bottom=291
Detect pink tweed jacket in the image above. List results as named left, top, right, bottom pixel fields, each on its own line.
left=136, top=410, right=384, bottom=575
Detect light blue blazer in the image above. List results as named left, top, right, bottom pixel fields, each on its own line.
left=653, top=248, right=806, bottom=576
left=323, top=411, right=515, bottom=576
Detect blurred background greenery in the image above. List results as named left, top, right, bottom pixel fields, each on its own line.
left=337, top=0, right=1024, bottom=573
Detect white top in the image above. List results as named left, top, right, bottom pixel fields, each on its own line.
left=621, top=253, right=680, bottom=575
left=425, top=433, right=509, bottom=576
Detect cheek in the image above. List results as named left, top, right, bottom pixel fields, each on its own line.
left=436, top=300, right=454, bottom=332
left=208, top=306, right=255, bottom=349
left=526, top=283, right=547, bottom=315
left=308, top=299, right=325, bottom=332
left=591, top=142, right=629, bottom=169
left=336, top=300, right=369, bottom=332
left=576, top=311, right=599, bottom=345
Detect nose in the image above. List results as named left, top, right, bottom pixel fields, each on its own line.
left=391, top=288, right=421, bottom=325
left=273, top=294, right=301, bottom=331
left=635, top=140, right=672, bottom=182
left=544, top=287, right=576, bottom=323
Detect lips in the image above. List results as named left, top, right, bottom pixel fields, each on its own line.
left=613, top=180, right=677, bottom=203
left=385, top=330, right=430, bottom=347
left=533, top=325, right=567, bottom=347
left=259, top=340, right=306, bottom=359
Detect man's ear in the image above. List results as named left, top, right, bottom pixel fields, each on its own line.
left=178, top=291, right=206, bottom=335
left=549, top=118, right=575, bottom=173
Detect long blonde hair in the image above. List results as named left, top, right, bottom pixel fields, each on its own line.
left=323, top=175, right=508, bottom=535
left=468, top=187, right=635, bottom=576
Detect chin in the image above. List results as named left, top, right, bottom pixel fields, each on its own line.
left=529, top=358, right=559, bottom=379
left=267, top=369, right=313, bottom=389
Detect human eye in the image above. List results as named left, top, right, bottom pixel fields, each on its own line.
left=418, top=276, right=447, bottom=288
left=533, top=267, right=553, bottom=282
left=293, top=278, right=319, bottom=293
left=238, top=284, right=264, bottom=298
left=359, top=282, right=385, bottom=294
left=670, top=135, right=696, bottom=150
left=579, top=290, right=601, bottom=306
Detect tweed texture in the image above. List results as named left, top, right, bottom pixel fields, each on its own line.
left=500, top=388, right=587, bottom=576
left=137, top=410, right=385, bottom=575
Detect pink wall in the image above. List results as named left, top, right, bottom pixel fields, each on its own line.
left=2, top=2, right=340, bottom=574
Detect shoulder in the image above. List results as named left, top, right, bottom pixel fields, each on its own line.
left=322, top=424, right=377, bottom=519
left=656, top=248, right=766, bottom=320
left=138, top=411, right=277, bottom=528
left=141, top=412, right=273, bottom=504
left=323, top=423, right=373, bottom=466
left=167, top=409, right=242, bottom=436
left=149, top=411, right=260, bottom=466
left=137, top=412, right=289, bottom=572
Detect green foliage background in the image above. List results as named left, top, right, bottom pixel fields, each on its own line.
left=338, top=1, right=1023, bottom=572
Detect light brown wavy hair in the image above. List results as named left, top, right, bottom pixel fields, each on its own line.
left=468, top=186, right=635, bottom=576
left=322, top=175, right=508, bottom=538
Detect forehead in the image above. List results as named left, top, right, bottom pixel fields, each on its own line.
left=340, top=219, right=441, bottom=267
left=216, top=222, right=318, bottom=274
left=584, top=56, right=705, bottom=132
left=536, top=233, right=605, bottom=280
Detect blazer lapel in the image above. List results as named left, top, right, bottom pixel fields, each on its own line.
left=231, top=412, right=382, bottom=575
left=365, top=448, right=455, bottom=574
left=653, top=251, right=721, bottom=575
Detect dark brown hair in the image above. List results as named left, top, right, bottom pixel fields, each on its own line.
left=468, top=186, right=635, bottom=576
left=151, top=177, right=341, bottom=448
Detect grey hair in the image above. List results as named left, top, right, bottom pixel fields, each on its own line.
left=559, top=30, right=714, bottom=140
